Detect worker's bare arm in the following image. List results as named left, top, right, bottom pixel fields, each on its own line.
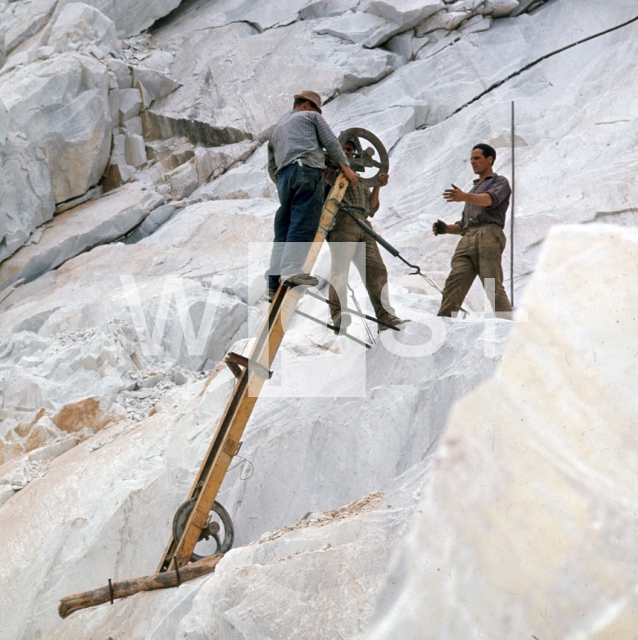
left=443, top=188, right=492, bottom=207
left=338, top=161, right=358, bottom=188
left=369, top=172, right=388, bottom=210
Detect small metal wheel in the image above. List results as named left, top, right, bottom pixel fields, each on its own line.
left=172, top=498, right=234, bottom=561
left=338, top=127, right=390, bottom=188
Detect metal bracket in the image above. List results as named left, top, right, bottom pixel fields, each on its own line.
left=225, top=352, right=273, bottom=380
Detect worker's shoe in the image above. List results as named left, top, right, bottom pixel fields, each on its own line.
left=377, top=314, right=407, bottom=332
left=280, top=274, right=319, bottom=288
left=331, top=313, right=352, bottom=335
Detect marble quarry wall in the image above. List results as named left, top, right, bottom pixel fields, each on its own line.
left=1, top=0, right=637, bottom=638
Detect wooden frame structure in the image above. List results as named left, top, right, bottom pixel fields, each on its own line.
left=59, top=172, right=351, bottom=616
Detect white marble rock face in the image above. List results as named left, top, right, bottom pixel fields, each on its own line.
left=0, top=129, right=55, bottom=264
left=365, top=224, right=638, bottom=639
left=0, top=0, right=637, bottom=639
left=54, top=0, right=183, bottom=38
left=40, top=2, right=121, bottom=56
left=0, top=52, right=112, bottom=204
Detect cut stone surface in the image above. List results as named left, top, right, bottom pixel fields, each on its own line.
left=0, top=184, right=163, bottom=290
left=361, top=0, right=444, bottom=30
left=124, top=133, right=147, bottom=167
left=105, top=57, right=132, bottom=89
left=386, top=29, right=415, bottom=59
left=313, top=11, right=398, bottom=48
left=123, top=115, right=143, bottom=136
left=167, top=159, right=198, bottom=199
left=131, top=66, right=180, bottom=109
left=124, top=203, right=180, bottom=244
left=459, top=13, right=492, bottom=33
left=416, top=8, right=470, bottom=35
left=119, top=87, right=142, bottom=122
left=0, top=199, right=275, bottom=367
left=54, top=0, right=183, bottom=38
left=299, top=0, right=361, bottom=20
left=146, top=20, right=403, bottom=146
left=1, top=0, right=57, bottom=54
left=0, top=52, right=112, bottom=203
left=190, top=164, right=279, bottom=202
left=149, top=0, right=317, bottom=33
left=375, top=3, right=638, bottom=299
left=485, top=0, right=519, bottom=17
left=40, top=2, right=121, bottom=56
left=189, top=142, right=278, bottom=202
left=4, top=315, right=509, bottom=640
left=365, top=225, right=638, bottom=639
left=325, top=0, right=638, bottom=144
left=193, top=140, right=258, bottom=185
left=0, top=129, right=55, bottom=264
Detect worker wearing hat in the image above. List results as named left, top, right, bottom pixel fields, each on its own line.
left=266, top=90, right=358, bottom=297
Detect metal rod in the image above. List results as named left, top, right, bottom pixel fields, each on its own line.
left=108, top=579, right=114, bottom=605
left=305, top=290, right=399, bottom=330
left=348, top=283, right=375, bottom=344
left=510, top=100, right=515, bottom=308
left=341, top=208, right=469, bottom=316
left=294, top=309, right=371, bottom=349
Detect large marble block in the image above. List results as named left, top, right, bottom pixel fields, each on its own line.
left=0, top=53, right=112, bottom=204
left=365, top=224, right=638, bottom=639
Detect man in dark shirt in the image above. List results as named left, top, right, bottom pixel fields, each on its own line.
left=432, top=143, right=512, bottom=317
left=266, top=90, right=358, bottom=296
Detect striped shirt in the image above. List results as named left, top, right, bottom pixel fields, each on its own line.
left=340, top=182, right=379, bottom=217
left=267, top=110, right=349, bottom=182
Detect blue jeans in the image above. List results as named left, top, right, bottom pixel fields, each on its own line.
left=267, top=163, right=324, bottom=291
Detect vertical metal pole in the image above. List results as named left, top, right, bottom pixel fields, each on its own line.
left=510, top=101, right=515, bottom=308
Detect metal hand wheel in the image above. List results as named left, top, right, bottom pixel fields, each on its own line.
left=172, top=498, right=234, bottom=561
left=338, top=127, right=389, bottom=188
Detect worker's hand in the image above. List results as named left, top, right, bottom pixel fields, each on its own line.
left=342, top=166, right=359, bottom=188
left=377, top=173, right=389, bottom=187
left=443, top=187, right=464, bottom=202
left=433, top=220, right=448, bottom=236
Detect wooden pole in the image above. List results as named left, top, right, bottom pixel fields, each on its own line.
left=510, top=100, right=515, bottom=308
left=157, top=174, right=351, bottom=573
left=59, top=554, right=222, bottom=619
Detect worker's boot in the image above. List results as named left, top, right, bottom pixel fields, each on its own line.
left=377, top=314, right=407, bottom=332
left=331, top=313, right=351, bottom=335
left=280, top=274, right=319, bottom=288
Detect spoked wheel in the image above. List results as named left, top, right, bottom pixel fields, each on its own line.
left=338, top=127, right=390, bottom=188
left=172, top=498, right=234, bottom=562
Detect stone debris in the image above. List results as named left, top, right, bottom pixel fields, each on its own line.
left=256, top=491, right=385, bottom=543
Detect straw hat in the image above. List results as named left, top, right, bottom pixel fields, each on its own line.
left=294, top=90, right=322, bottom=113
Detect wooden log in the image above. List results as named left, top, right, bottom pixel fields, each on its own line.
left=58, top=554, right=222, bottom=619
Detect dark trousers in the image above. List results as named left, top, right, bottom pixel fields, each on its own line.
left=438, top=224, right=512, bottom=316
left=267, top=163, right=324, bottom=291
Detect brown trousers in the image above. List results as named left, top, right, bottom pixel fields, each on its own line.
left=438, top=224, right=512, bottom=317
left=327, top=210, right=395, bottom=323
